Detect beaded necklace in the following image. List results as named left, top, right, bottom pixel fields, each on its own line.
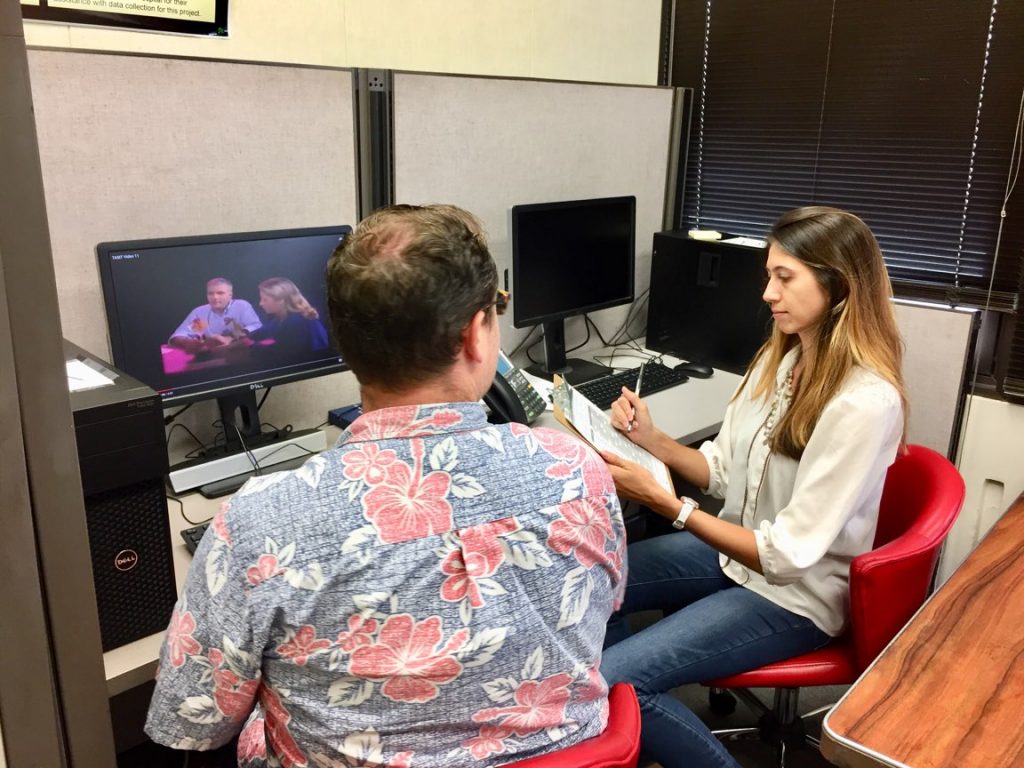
left=728, top=365, right=796, bottom=583
left=761, top=368, right=795, bottom=446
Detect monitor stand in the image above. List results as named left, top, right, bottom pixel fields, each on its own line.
left=524, top=319, right=611, bottom=385
left=214, top=390, right=283, bottom=453
left=167, top=390, right=325, bottom=496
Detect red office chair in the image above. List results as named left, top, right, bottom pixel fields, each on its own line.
left=504, top=683, right=641, bottom=768
left=703, top=444, right=965, bottom=767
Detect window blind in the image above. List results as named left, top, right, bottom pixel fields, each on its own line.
left=673, top=0, right=1024, bottom=401
left=678, top=0, right=1023, bottom=311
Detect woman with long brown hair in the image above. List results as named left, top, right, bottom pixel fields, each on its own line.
left=600, top=207, right=907, bottom=768
left=252, top=276, right=329, bottom=354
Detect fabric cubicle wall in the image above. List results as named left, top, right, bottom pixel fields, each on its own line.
left=892, top=302, right=974, bottom=459
left=26, top=50, right=362, bottom=445
left=887, top=302, right=975, bottom=585
left=393, top=72, right=674, bottom=355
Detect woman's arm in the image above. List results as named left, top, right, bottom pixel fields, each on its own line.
left=751, top=380, right=903, bottom=585
left=600, top=451, right=763, bottom=572
left=609, top=387, right=711, bottom=489
left=606, top=384, right=756, bottom=566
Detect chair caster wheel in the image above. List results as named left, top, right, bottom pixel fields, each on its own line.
left=709, top=688, right=737, bottom=715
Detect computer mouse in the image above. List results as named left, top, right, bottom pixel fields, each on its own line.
left=674, top=361, right=714, bottom=378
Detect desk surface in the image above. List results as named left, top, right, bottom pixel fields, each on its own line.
left=103, top=348, right=742, bottom=696
left=821, top=493, right=1024, bottom=768
left=531, top=347, right=742, bottom=447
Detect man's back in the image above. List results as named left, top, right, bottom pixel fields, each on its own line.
left=146, top=402, right=625, bottom=767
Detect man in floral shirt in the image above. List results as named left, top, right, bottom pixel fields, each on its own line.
left=145, top=204, right=627, bottom=767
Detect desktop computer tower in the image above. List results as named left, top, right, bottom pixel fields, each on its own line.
left=66, top=340, right=177, bottom=652
left=646, top=231, right=772, bottom=374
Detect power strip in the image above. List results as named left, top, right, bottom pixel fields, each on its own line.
left=168, top=429, right=326, bottom=494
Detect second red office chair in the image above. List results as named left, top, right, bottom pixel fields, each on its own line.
left=703, top=444, right=965, bottom=767
left=503, top=682, right=641, bottom=768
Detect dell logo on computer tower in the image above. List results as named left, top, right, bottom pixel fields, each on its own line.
left=114, top=549, right=140, bottom=572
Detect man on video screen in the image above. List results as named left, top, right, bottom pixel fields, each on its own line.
left=168, top=277, right=262, bottom=353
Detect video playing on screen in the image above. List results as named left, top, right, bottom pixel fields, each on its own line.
left=98, top=227, right=350, bottom=403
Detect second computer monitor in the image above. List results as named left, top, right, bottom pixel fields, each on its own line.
left=511, top=195, right=636, bottom=382
left=646, top=231, right=772, bottom=374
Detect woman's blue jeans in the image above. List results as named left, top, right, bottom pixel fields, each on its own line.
left=600, top=532, right=830, bottom=768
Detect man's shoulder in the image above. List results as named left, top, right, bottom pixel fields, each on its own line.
left=225, top=455, right=343, bottom=522
left=476, top=423, right=616, bottom=500
left=512, top=423, right=604, bottom=464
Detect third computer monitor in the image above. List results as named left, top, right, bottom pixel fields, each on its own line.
left=511, top=195, right=635, bottom=382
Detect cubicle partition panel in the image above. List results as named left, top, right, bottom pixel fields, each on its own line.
left=892, top=301, right=975, bottom=459
left=3, top=26, right=116, bottom=765
left=393, top=72, right=674, bottom=354
left=891, top=302, right=977, bottom=584
left=26, top=50, right=362, bottom=444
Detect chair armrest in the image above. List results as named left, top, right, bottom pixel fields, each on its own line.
left=849, top=535, right=943, bottom=670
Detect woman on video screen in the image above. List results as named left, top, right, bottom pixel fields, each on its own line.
left=252, top=277, right=330, bottom=355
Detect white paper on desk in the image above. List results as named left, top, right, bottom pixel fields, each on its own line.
left=721, top=236, right=767, bottom=249
left=66, top=359, right=116, bottom=392
left=556, top=377, right=675, bottom=496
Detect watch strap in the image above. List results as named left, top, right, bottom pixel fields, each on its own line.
left=673, top=496, right=697, bottom=530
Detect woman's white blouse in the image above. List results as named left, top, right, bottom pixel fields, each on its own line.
left=698, top=348, right=903, bottom=636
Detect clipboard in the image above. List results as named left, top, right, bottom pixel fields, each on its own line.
left=552, top=375, right=675, bottom=496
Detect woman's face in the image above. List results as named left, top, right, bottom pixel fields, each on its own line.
left=763, top=244, right=830, bottom=346
left=259, top=290, right=287, bottom=319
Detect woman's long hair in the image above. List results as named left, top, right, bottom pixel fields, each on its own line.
left=258, top=277, right=319, bottom=320
left=739, top=206, right=908, bottom=458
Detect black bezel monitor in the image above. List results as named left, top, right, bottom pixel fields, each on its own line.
left=646, top=232, right=772, bottom=374
left=97, top=225, right=350, bottom=450
left=511, top=196, right=636, bottom=382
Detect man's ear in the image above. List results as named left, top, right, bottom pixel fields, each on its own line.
left=461, top=309, right=489, bottom=364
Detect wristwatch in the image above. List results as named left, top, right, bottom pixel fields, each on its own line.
left=672, top=496, right=699, bottom=530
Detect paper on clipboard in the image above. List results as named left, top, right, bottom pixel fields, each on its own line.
left=552, top=375, right=675, bottom=496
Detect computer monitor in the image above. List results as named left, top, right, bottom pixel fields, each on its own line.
left=646, top=231, right=772, bottom=374
left=97, top=225, right=350, bottom=472
left=511, top=196, right=636, bottom=383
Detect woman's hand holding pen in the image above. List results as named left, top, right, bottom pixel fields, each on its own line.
left=610, top=387, right=656, bottom=449
left=606, top=391, right=678, bottom=509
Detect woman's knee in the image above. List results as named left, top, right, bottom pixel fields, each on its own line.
left=600, top=640, right=654, bottom=690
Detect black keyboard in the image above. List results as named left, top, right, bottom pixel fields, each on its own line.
left=573, top=361, right=689, bottom=410
left=181, top=522, right=210, bottom=555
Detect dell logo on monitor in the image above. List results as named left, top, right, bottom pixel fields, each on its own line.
left=114, top=549, right=139, bottom=572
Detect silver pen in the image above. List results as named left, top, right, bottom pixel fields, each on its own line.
left=627, top=363, right=646, bottom=433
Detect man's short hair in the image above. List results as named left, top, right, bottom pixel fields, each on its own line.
left=326, top=204, right=498, bottom=391
left=207, top=277, right=232, bottom=290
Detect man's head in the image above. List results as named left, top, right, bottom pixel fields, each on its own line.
left=206, top=278, right=233, bottom=312
left=326, top=205, right=500, bottom=394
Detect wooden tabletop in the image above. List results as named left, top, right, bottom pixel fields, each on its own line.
left=821, top=493, right=1024, bottom=767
